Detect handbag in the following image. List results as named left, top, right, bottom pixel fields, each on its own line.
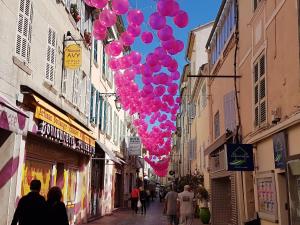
left=137, top=200, right=142, bottom=208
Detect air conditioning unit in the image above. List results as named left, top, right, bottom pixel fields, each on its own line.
left=271, top=107, right=281, bottom=124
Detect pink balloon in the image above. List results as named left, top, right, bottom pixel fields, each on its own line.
left=151, top=64, right=162, bottom=73
left=146, top=53, right=158, bottom=67
left=112, top=0, right=129, bottom=15
left=105, top=40, right=123, bottom=57
left=129, top=51, right=141, bottom=65
left=141, top=32, right=153, bottom=44
left=142, top=76, right=153, bottom=85
left=119, top=56, right=131, bottom=69
left=158, top=25, right=173, bottom=41
left=91, top=0, right=108, bottom=8
left=141, top=64, right=153, bottom=77
left=167, top=83, right=178, bottom=95
left=124, top=68, right=136, bottom=80
left=157, top=0, right=179, bottom=17
left=174, top=10, right=189, bottom=28
left=149, top=12, right=166, bottom=30
left=127, top=25, right=141, bottom=37
left=93, top=20, right=106, bottom=33
left=171, top=71, right=180, bottom=80
left=93, top=29, right=107, bottom=40
left=108, top=58, right=120, bottom=70
left=120, top=31, right=134, bottom=46
left=99, top=9, right=117, bottom=27
left=127, top=9, right=144, bottom=26
left=154, top=85, right=166, bottom=97
left=167, top=59, right=178, bottom=72
left=162, top=38, right=176, bottom=51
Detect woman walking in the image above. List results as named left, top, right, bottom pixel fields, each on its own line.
left=139, top=187, right=147, bottom=215
left=46, top=187, right=69, bottom=225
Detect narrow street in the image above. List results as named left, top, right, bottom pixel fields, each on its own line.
left=89, top=199, right=203, bottom=225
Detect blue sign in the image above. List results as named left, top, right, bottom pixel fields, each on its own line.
left=226, top=144, right=254, bottom=171
left=273, top=132, right=287, bottom=169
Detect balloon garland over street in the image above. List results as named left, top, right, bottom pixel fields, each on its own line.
left=84, top=0, right=188, bottom=176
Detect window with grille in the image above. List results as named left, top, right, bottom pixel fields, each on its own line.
left=200, top=81, right=207, bottom=112
left=15, top=0, right=33, bottom=64
left=45, top=26, right=57, bottom=84
left=214, top=111, right=220, bottom=139
left=254, top=54, right=267, bottom=127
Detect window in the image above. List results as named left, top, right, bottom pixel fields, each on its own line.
left=210, top=0, right=236, bottom=65
left=62, top=70, right=74, bottom=101
left=98, top=96, right=103, bottom=129
left=224, top=91, right=236, bottom=132
left=80, top=72, right=87, bottom=113
left=72, top=71, right=80, bottom=106
left=93, top=39, right=98, bottom=64
left=45, top=26, right=57, bottom=84
left=254, top=54, right=267, bottom=127
left=101, top=100, right=107, bottom=132
left=90, top=85, right=96, bottom=124
left=107, top=103, right=112, bottom=137
left=102, top=48, right=106, bottom=80
left=199, top=81, right=207, bottom=112
left=113, top=112, right=118, bottom=144
left=253, top=0, right=262, bottom=11
left=214, top=111, right=220, bottom=139
left=15, top=0, right=33, bottom=64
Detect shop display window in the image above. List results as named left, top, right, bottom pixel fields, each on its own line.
left=287, top=159, right=300, bottom=225
left=256, top=171, right=278, bottom=222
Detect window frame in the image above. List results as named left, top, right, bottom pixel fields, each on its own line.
left=45, top=26, right=57, bottom=85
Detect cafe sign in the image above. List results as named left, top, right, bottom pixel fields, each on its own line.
left=64, top=44, right=82, bottom=69
left=128, top=136, right=141, bottom=156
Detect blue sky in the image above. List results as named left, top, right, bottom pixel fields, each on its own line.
left=126, top=0, right=222, bottom=74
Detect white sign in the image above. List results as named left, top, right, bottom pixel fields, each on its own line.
left=128, top=136, right=141, bottom=156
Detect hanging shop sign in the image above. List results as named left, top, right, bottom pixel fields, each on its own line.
left=35, top=106, right=95, bottom=155
left=272, top=132, right=287, bottom=169
left=64, top=44, right=82, bottom=69
left=226, top=144, right=254, bottom=171
left=128, top=136, right=141, bottom=156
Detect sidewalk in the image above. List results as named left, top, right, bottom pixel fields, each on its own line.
left=89, top=199, right=204, bottom=225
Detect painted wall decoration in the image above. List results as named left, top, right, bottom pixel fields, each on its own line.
left=85, top=0, right=188, bottom=176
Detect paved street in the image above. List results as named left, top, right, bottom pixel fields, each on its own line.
left=89, top=199, right=203, bottom=225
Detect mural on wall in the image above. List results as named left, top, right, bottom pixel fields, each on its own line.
left=21, top=160, right=52, bottom=198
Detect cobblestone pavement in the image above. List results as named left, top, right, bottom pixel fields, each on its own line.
left=89, top=199, right=203, bottom=225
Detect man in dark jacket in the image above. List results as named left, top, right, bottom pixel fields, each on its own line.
left=11, top=179, right=47, bottom=225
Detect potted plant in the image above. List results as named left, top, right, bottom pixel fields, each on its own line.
left=70, top=4, right=81, bottom=23
left=195, top=185, right=210, bottom=224
left=84, top=30, right=92, bottom=46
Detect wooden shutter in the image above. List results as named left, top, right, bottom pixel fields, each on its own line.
left=95, top=92, right=99, bottom=125
left=102, top=100, right=107, bottom=132
left=45, top=26, right=57, bottom=84
left=214, top=111, right=220, bottom=139
left=98, top=96, right=103, bottom=129
left=62, top=70, right=68, bottom=95
left=224, top=91, right=236, bottom=132
left=90, top=85, right=95, bottom=123
left=93, top=39, right=98, bottom=63
left=72, top=71, right=79, bottom=106
left=102, top=48, right=106, bottom=80
left=16, top=0, right=33, bottom=64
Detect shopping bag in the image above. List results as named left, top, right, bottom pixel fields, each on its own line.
left=137, top=200, right=142, bottom=208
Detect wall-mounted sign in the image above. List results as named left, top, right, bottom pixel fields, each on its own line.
left=226, top=144, right=254, bottom=171
left=128, top=136, right=141, bottom=156
left=64, top=44, right=82, bottom=69
left=38, top=121, right=95, bottom=155
left=272, top=132, right=287, bottom=169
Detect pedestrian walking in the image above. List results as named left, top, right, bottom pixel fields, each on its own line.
left=11, top=179, right=47, bottom=225
left=146, top=189, right=151, bottom=207
left=177, top=185, right=195, bottom=225
left=46, top=186, right=69, bottom=225
left=130, top=186, right=140, bottom=214
left=139, top=187, right=147, bottom=214
left=164, top=186, right=179, bottom=225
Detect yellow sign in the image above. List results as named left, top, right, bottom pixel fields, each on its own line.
left=64, top=44, right=82, bottom=69
left=35, top=106, right=95, bottom=147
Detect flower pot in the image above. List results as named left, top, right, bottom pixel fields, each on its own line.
left=199, top=207, right=210, bottom=224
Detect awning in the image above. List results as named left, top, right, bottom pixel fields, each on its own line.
left=32, top=94, right=95, bottom=147
left=0, top=95, right=28, bottom=134
left=96, top=141, right=121, bottom=164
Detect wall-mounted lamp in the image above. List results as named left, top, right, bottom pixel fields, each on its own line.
left=98, top=93, right=122, bottom=112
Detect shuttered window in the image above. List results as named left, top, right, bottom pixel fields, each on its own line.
left=224, top=91, right=236, bottom=132
left=72, top=71, right=80, bottom=106
left=113, top=112, right=118, bottom=144
left=80, top=72, right=87, bottom=113
left=90, top=85, right=95, bottom=123
left=107, top=103, right=112, bottom=137
left=98, top=96, right=103, bottom=129
left=45, top=26, right=57, bottom=84
left=62, top=71, right=68, bottom=95
left=254, top=54, right=267, bottom=127
left=101, top=100, right=107, bottom=132
left=214, top=111, right=220, bottom=139
left=93, top=39, right=98, bottom=63
left=253, top=0, right=262, bottom=11
left=15, top=0, right=33, bottom=64
left=102, top=48, right=106, bottom=80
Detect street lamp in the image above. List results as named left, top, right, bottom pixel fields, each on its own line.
left=98, top=93, right=122, bottom=111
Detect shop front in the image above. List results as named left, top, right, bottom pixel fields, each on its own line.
left=0, top=94, right=29, bottom=225
left=20, top=94, right=95, bottom=225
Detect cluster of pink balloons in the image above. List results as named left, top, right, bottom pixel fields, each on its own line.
left=88, top=0, right=188, bottom=176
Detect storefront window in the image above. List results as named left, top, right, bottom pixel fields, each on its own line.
left=288, top=160, right=300, bottom=225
